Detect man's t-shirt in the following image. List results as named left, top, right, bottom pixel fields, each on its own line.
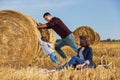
left=46, top=17, right=72, bottom=38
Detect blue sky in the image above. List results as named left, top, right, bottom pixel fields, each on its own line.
left=0, top=0, right=120, bottom=40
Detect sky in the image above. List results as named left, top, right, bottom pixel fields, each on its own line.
left=0, top=0, right=120, bottom=40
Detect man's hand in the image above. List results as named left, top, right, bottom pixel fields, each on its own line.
left=36, top=22, right=47, bottom=29
left=38, top=22, right=42, bottom=26
left=77, top=40, right=80, bottom=45
left=36, top=22, right=43, bottom=27
left=36, top=23, right=39, bottom=26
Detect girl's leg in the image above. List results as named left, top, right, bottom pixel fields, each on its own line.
left=56, top=56, right=84, bottom=71
left=68, top=56, right=84, bottom=66
left=50, top=52, right=59, bottom=63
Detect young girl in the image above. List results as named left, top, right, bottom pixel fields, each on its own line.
left=39, top=37, right=59, bottom=64
left=57, top=36, right=96, bottom=71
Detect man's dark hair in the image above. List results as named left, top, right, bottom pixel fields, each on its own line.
left=43, top=12, right=51, bottom=18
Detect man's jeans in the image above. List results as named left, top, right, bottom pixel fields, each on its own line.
left=49, top=52, right=59, bottom=63
left=55, top=34, right=78, bottom=59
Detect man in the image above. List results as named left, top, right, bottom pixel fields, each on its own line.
left=37, top=12, right=78, bottom=59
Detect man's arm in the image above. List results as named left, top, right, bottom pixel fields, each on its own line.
left=36, top=22, right=47, bottom=29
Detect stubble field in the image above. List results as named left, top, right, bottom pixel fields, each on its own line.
left=0, top=42, right=119, bottom=80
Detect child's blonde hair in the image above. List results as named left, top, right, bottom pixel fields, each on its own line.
left=41, top=37, right=48, bottom=42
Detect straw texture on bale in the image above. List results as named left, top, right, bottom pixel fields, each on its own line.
left=38, top=29, right=56, bottom=44
left=95, top=32, right=100, bottom=42
left=0, top=10, right=42, bottom=67
left=73, top=26, right=95, bottom=45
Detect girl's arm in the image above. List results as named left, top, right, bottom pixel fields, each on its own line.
left=39, top=39, right=42, bottom=45
left=39, top=39, right=46, bottom=46
left=85, top=47, right=93, bottom=65
left=76, top=47, right=93, bottom=68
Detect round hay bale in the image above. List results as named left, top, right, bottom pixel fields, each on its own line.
left=0, top=10, right=42, bottom=67
left=73, top=26, right=95, bottom=45
left=38, top=29, right=56, bottom=44
left=95, top=32, right=100, bottom=42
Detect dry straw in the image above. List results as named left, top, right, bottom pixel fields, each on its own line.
left=73, top=26, right=96, bottom=45
left=94, top=32, right=100, bottom=43
left=38, top=29, right=56, bottom=44
left=0, top=10, right=55, bottom=67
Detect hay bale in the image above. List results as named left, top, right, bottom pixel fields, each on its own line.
left=0, top=10, right=43, bottom=67
left=73, top=26, right=95, bottom=45
left=95, top=32, right=100, bottom=42
left=38, top=29, right=56, bottom=44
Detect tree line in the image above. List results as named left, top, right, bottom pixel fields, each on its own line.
left=101, top=38, right=120, bottom=42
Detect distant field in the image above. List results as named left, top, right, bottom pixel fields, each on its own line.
left=0, top=42, right=120, bottom=80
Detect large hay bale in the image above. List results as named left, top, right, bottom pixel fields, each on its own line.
left=95, top=32, right=100, bottom=42
left=0, top=10, right=43, bottom=67
left=38, top=29, right=56, bottom=44
left=73, top=26, right=95, bottom=45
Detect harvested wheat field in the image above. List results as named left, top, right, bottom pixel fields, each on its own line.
left=0, top=42, right=120, bottom=80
